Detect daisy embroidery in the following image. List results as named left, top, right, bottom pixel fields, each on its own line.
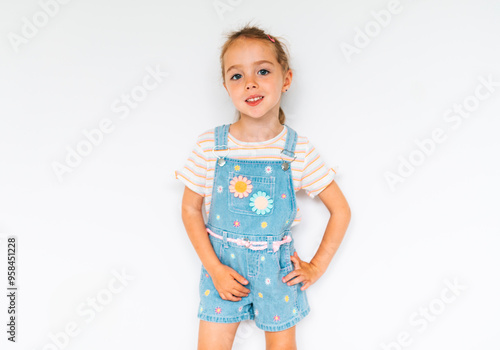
left=229, top=175, right=253, bottom=198
left=265, top=166, right=273, bottom=174
left=215, top=307, right=222, bottom=314
left=234, top=165, right=241, bottom=171
left=281, top=193, right=286, bottom=199
left=249, top=191, right=274, bottom=215
left=265, top=278, right=271, bottom=285
left=273, top=315, right=280, bottom=322
left=233, top=220, right=241, bottom=228
left=217, top=185, right=223, bottom=193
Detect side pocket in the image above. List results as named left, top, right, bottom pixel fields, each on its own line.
left=209, top=236, right=224, bottom=265
left=278, top=243, right=293, bottom=272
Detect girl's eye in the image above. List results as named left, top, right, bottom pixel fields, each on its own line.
left=258, top=69, right=270, bottom=75
left=230, top=74, right=242, bottom=80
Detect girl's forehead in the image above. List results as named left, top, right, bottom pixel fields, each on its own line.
left=224, top=38, right=277, bottom=66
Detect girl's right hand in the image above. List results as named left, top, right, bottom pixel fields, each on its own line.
left=211, top=264, right=250, bottom=302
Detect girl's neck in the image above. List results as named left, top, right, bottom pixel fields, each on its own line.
left=229, top=118, right=284, bottom=143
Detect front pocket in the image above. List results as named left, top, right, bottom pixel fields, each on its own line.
left=228, top=172, right=275, bottom=216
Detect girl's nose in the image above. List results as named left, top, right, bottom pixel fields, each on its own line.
left=245, top=80, right=257, bottom=89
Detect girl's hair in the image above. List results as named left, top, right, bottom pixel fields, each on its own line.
left=219, top=23, right=291, bottom=125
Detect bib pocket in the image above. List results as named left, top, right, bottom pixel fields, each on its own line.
left=228, top=171, right=275, bottom=216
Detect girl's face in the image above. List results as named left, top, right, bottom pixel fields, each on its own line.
left=223, top=38, right=291, bottom=123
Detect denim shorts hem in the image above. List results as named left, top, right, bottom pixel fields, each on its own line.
left=255, top=306, right=310, bottom=332
left=198, top=312, right=254, bottom=324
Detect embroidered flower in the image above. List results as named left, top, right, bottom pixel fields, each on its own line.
left=261, top=221, right=267, bottom=228
left=215, top=307, right=222, bottom=314
left=205, top=273, right=209, bottom=278
left=229, top=175, right=253, bottom=198
left=204, top=289, right=210, bottom=296
left=217, top=185, right=223, bottom=193
left=292, top=308, right=297, bottom=315
left=284, top=295, right=289, bottom=302
left=260, top=256, right=265, bottom=261
left=233, top=220, right=241, bottom=228
left=281, top=193, right=286, bottom=199
left=255, top=309, right=259, bottom=316
left=216, top=215, right=220, bottom=220
left=265, top=166, right=273, bottom=174
left=273, top=315, right=280, bottom=322
left=230, top=253, right=236, bottom=259
left=238, top=306, right=243, bottom=312
left=249, top=191, right=274, bottom=215
left=200, top=307, right=203, bottom=312
left=234, top=165, right=241, bottom=171
left=265, top=278, right=271, bottom=285
left=258, top=292, right=263, bottom=298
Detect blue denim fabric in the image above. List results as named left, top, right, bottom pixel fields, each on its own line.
left=198, top=124, right=310, bottom=332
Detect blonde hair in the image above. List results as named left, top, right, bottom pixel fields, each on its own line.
left=219, top=22, right=291, bottom=125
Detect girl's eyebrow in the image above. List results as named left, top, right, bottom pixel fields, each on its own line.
left=226, top=60, right=274, bottom=73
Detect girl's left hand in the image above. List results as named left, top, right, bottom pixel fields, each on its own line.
left=282, top=251, right=323, bottom=291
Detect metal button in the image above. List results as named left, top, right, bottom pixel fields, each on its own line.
left=281, top=162, right=289, bottom=171
left=218, top=158, right=226, bottom=166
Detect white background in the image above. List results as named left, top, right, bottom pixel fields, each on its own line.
left=1, top=0, right=499, bottom=349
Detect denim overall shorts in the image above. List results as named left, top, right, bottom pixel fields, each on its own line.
left=197, top=123, right=310, bottom=332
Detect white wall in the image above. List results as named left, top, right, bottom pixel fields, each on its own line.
left=1, top=0, right=499, bottom=349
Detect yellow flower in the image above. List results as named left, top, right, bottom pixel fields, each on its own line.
left=234, top=165, right=241, bottom=171
left=204, top=289, right=210, bottom=296
left=258, top=292, right=263, bottom=298
left=261, top=222, right=267, bottom=228
left=285, top=295, right=289, bottom=302
left=229, top=175, right=253, bottom=198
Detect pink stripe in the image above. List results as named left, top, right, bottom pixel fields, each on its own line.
left=207, top=228, right=291, bottom=252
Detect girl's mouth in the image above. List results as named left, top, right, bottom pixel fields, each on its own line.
left=245, top=96, right=264, bottom=106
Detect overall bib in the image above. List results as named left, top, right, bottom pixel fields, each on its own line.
left=198, top=124, right=310, bottom=332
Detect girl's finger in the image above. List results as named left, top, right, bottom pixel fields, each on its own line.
left=287, top=275, right=306, bottom=286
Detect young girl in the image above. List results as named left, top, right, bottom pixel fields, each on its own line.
left=175, top=24, right=351, bottom=350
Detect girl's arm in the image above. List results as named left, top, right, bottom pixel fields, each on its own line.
left=282, top=180, right=351, bottom=290
left=181, top=186, right=250, bottom=301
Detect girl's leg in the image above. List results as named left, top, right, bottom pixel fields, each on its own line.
left=265, top=325, right=297, bottom=350
left=198, top=320, right=241, bottom=350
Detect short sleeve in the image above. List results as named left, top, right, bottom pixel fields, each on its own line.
left=300, top=137, right=336, bottom=198
left=174, top=140, right=208, bottom=197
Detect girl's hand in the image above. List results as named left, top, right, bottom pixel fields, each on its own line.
left=211, top=264, right=250, bottom=302
left=282, top=251, right=323, bottom=291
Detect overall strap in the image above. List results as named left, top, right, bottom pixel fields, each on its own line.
left=214, top=124, right=230, bottom=150
left=282, top=125, right=298, bottom=158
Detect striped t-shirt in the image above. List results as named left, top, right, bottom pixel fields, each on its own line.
left=174, top=125, right=336, bottom=227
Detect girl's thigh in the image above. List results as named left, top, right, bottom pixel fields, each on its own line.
left=265, top=325, right=297, bottom=350
left=198, top=320, right=241, bottom=350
